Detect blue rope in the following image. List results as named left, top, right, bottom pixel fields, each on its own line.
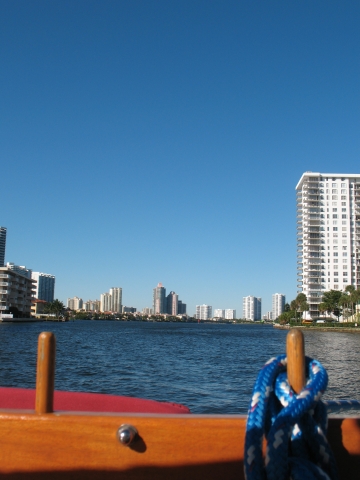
left=244, top=355, right=338, bottom=480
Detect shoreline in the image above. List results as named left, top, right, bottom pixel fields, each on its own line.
left=274, top=324, right=360, bottom=333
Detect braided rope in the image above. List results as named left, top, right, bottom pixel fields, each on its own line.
left=244, top=355, right=339, bottom=480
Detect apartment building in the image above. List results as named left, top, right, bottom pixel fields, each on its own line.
left=0, top=227, right=6, bottom=267
left=31, top=272, right=55, bottom=302
left=242, top=296, right=261, bottom=321
left=196, top=304, right=212, bottom=320
left=67, top=296, right=83, bottom=310
left=0, top=267, right=36, bottom=317
left=272, top=293, right=285, bottom=320
left=214, top=309, right=225, bottom=318
left=296, top=172, right=360, bottom=318
left=225, top=309, right=236, bottom=320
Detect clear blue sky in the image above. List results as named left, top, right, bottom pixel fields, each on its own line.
left=1, top=1, right=359, bottom=316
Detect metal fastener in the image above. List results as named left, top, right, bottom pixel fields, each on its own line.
left=117, top=424, right=138, bottom=446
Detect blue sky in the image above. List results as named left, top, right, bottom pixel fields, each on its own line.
left=1, top=1, right=359, bottom=316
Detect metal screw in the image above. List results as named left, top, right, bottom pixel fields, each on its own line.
left=117, top=424, right=138, bottom=446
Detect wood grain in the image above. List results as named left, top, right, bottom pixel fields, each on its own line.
left=286, top=329, right=305, bottom=394
left=35, top=332, right=56, bottom=414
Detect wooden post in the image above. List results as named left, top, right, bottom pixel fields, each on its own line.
left=35, top=332, right=56, bottom=414
left=286, top=329, right=305, bottom=394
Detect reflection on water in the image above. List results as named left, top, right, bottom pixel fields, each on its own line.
left=0, top=321, right=359, bottom=415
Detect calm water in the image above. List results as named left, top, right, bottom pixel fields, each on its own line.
left=0, top=321, right=359, bottom=414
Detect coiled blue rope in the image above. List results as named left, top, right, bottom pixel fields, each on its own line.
left=244, top=355, right=339, bottom=480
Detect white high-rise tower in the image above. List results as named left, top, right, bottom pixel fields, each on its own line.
left=272, top=293, right=285, bottom=320
left=296, top=172, right=360, bottom=318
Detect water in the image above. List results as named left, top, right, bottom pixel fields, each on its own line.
left=0, top=321, right=359, bottom=414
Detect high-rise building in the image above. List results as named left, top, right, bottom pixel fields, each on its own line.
left=177, top=300, right=187, bottom=315
left=243, top=296, right=261, bottom=321
left=100, top=293, right=111, bottom=312
left=31, top=272, right=55, bottom=302
left=67, top=296, right=83, bottom=310
left=0, top=266, right=36, bottom=317
left=272, top=293, right=285, bottom=320
left=167, top=291, right=178, bottom=315
left=0, top=227, right=6, bottom=267
left=296, top=172, right=360, bottom=318
left=196, top=304, right=212, bottom=320
left=225, top=309, right=236, bottom=320
left=153, top=283, right=166, bottom=314
left=6, top=263, right=32, bottom=278
left=109, top=287, right=122, bottom=313
left=214, top=309, right=225, bottom=318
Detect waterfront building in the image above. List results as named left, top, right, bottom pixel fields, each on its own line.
left=272, top=293, right=285, bottom=320
left=214, top=309, right=225, bottom=318
left=0, top=227, right=6, bottom=267
left=153, top=283, right=166, bottom=314
left=100, top=293, right=111, bottom=312
left=177, top=300, right=187, bottom=314
left=242, top=296, right=261, bottom=321
left=196, top=304, right=212, bottom=320
left=0, top=266, right=36, bottom=317
left=67, top=296, right=83, bottom=310
left=31, top=272, right=55, bottom=302
left=296, top=172, right=360, bottom=318
left=83, top=300, right=100, bottom=312
left=225, top=309, right=236, bottom=320
left=6, top=263, right=32, bottom=278
left=142, top=307, right=153, bottom=315
left=109, top=287, right=122, bottom=313
left=167, top=291, right=178, bottom=315
left=122, top=306, right=136, bottom=314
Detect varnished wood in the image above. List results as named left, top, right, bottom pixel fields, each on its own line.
left=0, top=411, right=358, bottom=479
left=35, top=332, right=56, bottom=414
left=286, top=329, right=305, bottom=394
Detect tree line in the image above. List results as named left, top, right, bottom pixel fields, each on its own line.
left=277, top=287, right=360, bottom=324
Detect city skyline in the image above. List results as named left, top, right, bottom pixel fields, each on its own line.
left=2, top=3, right=360, bottom=316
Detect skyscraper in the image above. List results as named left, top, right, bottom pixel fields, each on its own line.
left=67, top=297, right=83, bottom=310
left=109, top=287, right=122, bottom=313
left=31, top=272, right=55, bottom=302
left=0, top=227, right=6, bottom=267
left=296, top=173, right=360, bottom=318
left=167, top=291, right=178, bottom=315
left=242, top=296, right=261, bottom=321
left=272, top=293, right=285, bottom=320
left=153, top=283, right=166, bottom=314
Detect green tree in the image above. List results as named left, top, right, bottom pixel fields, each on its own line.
left=321, top=290, right=342, bottom=321
left=290, top=293, right=309, bottom=321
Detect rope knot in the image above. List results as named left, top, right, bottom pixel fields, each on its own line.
left=244, top=355, right=338, bottom=480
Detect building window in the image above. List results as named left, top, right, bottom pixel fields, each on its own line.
left=341, top=202, right=346, bottom=206
left=342, top=208, right=346, bottom=212
left=343, top=272, right=348, bottom=276
left=343, top=252, right=347, bottom=256
left=343, top=246, right=347, bottom=250
left=332, top=208, right=337, bottom=212
left=342, top=221, right=347, bottom=225
left=334, top=259, right=338, bottom=263
left=332, top=184, right=337, bottom=188
left=334, top=272, right=338, bottom=276
left=341, top=183, right=346, bottom=187
left=334, top=285, right=338, bottom=289
left=333, top=215, right=338, bottom=219
left=333, top=227, right=338, bottom=231
left=334, top=279, right=339, bottom=282
left=341, top=196, right=346, bottom=200
left=341, top=189, right=346, bottom=194
left=342, top=214, right=347, bottom=219
left=334, top=253, right=338, bottom=256
left=334, top=265, right=338, bottom=269
left=332, top=195, right=338, bottom=200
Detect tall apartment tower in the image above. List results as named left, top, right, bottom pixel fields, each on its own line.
left=31, top=272, right=55, bottom=302
left=272, top=293, right=285, bottom=320
left=0, top=227, right=6, bottom=267
left=67, top=297, right=83, bottom=310
left=242, top=296, right=261, bottom=321
left=167, top=291, right=178, bottom=315
left=153, top=283, right=166, bottom=314
left=109, top=287, right=122, bottom=313
left=296, top=172, right=360, bottom=318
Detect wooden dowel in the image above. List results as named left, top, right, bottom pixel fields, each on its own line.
left=286, top=329, right=305, bottom=394
left=35, top=332, right=56, bottom=414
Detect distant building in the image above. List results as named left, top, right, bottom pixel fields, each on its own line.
left=6, top=262, right=32, bottom=278
left=243, top=296, right=261, bottom=321
left=196, top=304, right=212, bottom=320
left=109, top=287, right=122, bottom=313
left=153, top=283, right=166, bottom=314
left=214, top=309, right=225, bottom=318
left=67, top=296, right=83, bottom=310
left=272, top=293, right=285, bottom=320
left=142, top=307, right=153, bottom=315
left=83, top=300, right=100, bottom=312
left=167, top=291, right=178, bottom=315
left=0, top=267, right=36, bottom=317
left=122, top=306, right=136, bottom=314
left=177, top=300, right=187, bottom=314
left=0, top=227, right=6, bottom=267
left=31, top=272, right=55, bottom=302
left=100, top=293, right=111, bottom=312
left=31, top=299, right=48, bottom=318
left=225, top=309, right=236, bottom=320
